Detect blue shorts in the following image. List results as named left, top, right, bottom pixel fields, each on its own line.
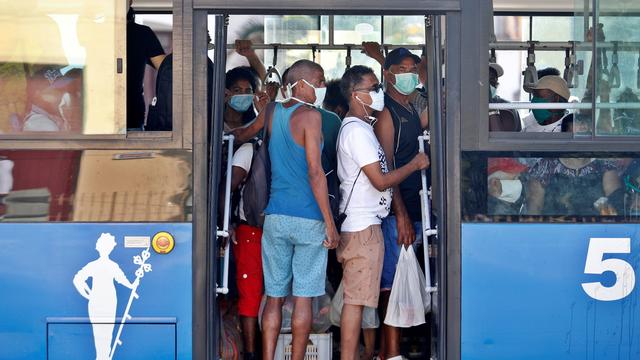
left=380, top=215, right=423, bottom=290
left=262, top=214, right=328, bottom=297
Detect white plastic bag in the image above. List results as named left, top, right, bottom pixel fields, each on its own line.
left=384, top=246, right=431, bottom=328
left=329, top=281, right=379, bottom=329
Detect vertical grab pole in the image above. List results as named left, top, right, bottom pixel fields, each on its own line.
left=216, top=134, right=234, bottom=294
left=418, top=133, right=437, bottom=294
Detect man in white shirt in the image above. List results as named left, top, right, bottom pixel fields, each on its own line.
left=336, top=65, right=428, bottom=360
left=522, top=75, right=572, bottom=133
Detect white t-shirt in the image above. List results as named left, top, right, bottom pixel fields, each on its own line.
left=522, top=112, right=568, bottom=132
left=337, top=117, right=392, bottom=232
left=232, top=142, right=254, bottom=221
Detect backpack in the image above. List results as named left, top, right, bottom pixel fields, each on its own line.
left=146, top=54, right=214, bottom=131
left=242, top=102, right=276, bottom=227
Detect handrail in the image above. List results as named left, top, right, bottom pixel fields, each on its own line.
left=216, top=134, right=234, bottom=295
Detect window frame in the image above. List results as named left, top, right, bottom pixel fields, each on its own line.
left=466, top=8, right=640, bottom=153
left=0, top=1, right=189, bottom=150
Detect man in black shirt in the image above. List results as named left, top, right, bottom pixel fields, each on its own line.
left=374, top=47, right=430, bottom=360
left=126, top=0, right=165, bottom=130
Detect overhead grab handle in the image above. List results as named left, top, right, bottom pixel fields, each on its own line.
left=522, top=42, right=538, bottom=93
left=345, top=45, right=352, bottom=70
left=563, top=48, right=577, bottom=89
left=489, top=48, right=497, bottom=64
left=610, top=41, right=621, bottom=88
left=263, top=44, right=282, bottom=87
left=311, top=44, right=318, bottom=63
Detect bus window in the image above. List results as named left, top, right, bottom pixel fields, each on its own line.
left=132, top=12, right=174, bottom=132
left=461, top=152, right=640, bottom=222
left=0, top=0, right=126, bottom=135
left=489, top=4, right=640, bottom=137
left=0, top=150, right=192, bottom=222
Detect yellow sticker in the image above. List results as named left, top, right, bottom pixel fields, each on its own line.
left=152, top=231, right=175, bottom=254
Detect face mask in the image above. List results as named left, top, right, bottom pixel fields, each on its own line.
left=497, top=179, right=523, bottom=203
left=531, top=96, right=552, bottom=124
left=490, top=85, right=497, bottom=99
left=357, top=88, right=385, bottom=112
left=228, top=94, right=254, bottom=112
left=288, top=79, right=326, bottom=107
left=391, top=72, right=419, bottom=95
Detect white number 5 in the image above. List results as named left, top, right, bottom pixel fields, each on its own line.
left=582, top=237, right=635, bottom=301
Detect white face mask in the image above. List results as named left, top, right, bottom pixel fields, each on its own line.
left=496, top=179, right=523, bottom=203
left=287, top=79, right=326, bottom=107
left=357, top=88, right=385, bottom=112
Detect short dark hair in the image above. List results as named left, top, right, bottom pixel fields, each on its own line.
left=287, top=60, right=323, bottom=85
left=225, top=66, right=258, bottom=91
left=340, top=65, right=375, bottom=102
left=281, top=67, right=290, bottom=85
left=323, top=79, right=348, bottom=112
left=537, top=67, right=561, bottom=79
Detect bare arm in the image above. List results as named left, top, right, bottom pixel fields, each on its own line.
left=231, top=166, right=248, bottom=192
left=303, top=110, right=339, bottom=248
left=526, top=179, right=545, bottom=215
left=362, top=153, right=429, bottom=192
left=231, top=107, right=266, bottom=143
left=374, top=108, right=415, bottom=245
left=236, top=40, right=267, bottom=81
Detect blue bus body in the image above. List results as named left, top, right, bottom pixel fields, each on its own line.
left=462, top=223, right=640, bottom=360
left=0, top=223, right=192, bottom=359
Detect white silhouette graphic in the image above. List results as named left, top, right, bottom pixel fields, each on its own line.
left=73, top=233, right=152, bottom=360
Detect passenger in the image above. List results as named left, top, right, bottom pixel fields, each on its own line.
left=522, top=75, right=572, bottom=133
left=526, top=158, right=623, bottom=216
left=621, top=160, right=640, bottom=218
left=223, top=66, right=269, bottom=132
left=260, top=60, right=339, bottom=360
left=126, top=0, right=166, bottom=130
left=488, top=62, right=521, bottom=131
left=323, top=79, right=349, bottom=119
left=361, top=42, right=429, bottom=128
left=146, top=32, right=214, bottom=131
left=614, top=88, right=640, bottom=135
left=374, top=47, right=430, bottom=360
left=229, top=141, right=264, bottom=360
left=336, top=65, right=428, bottom=360
left=537, top=67, right=561, bottom=79
left=487, top=158, right=527, bottom=215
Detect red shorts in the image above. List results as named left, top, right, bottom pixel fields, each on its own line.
left=233, top=224, right=263, bottom=317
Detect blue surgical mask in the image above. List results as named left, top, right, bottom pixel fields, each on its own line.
left=229, top=94, right=254, bottom=112
left=391, top=72, right=419, bottom=95
left=490, top=85, right=497, bottom=99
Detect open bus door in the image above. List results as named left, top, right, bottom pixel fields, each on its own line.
left=202, top=1, right=466, bottom=358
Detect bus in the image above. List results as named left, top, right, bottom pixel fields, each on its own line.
left=1, top=0, right=639, bottom=359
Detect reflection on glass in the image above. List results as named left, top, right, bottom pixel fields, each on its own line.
left=461, top=153, right=640, bottom=222
left=264, top=15, right=325, bottom=45
left=383, top=16, right=425, bottom=45
left=0, top=1, right=125, bottom=135
left=318, top=51, right=382, bottom=82
left=0, top=150, right=192, bottom=222
left=493, top=16, right=529, bottom=42
left=333, top=16, right=381, bottom=45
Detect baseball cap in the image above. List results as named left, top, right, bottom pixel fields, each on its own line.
left=488, top=158, right=528, bottom=175
left=530, top=75, right=571, bottom=101
left=384, top=47, right=421, bottom=70
left=489, top=63, right=504, bottom=77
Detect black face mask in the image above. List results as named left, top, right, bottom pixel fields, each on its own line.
left=127, top=7, right=135, bottom=23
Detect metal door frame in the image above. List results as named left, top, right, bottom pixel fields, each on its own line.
left=187, top=1, right=485, bottom=359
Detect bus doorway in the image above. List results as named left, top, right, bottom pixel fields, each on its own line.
left=203, top=7, right=448, bottom=360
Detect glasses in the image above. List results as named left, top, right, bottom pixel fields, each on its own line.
left=354, top=83, right=384, bottom=93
